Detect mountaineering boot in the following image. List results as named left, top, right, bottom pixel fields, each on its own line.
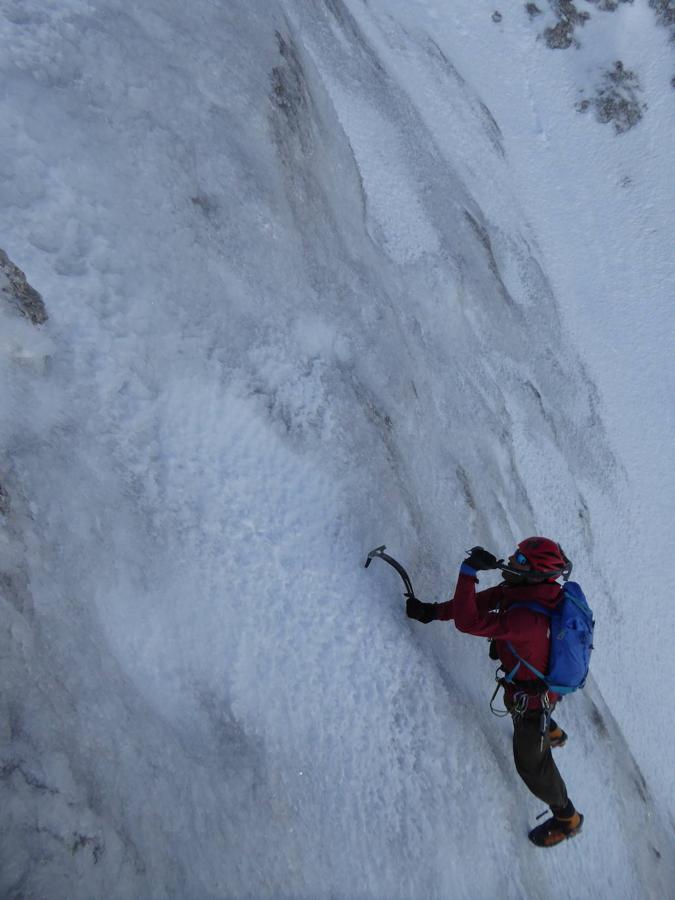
left=529, top=804, right=584, bottom=847
left=548, top=724, right=568, bottom=749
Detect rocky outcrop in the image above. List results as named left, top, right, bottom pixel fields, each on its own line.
left=0, top=249, right=47, bottom=325
left=0, top=481, right=9, bottom=517
left=650, top=0, right=675, bottom=35
left=576, top=61, right=647, bottom=133
left=541, top=1, right=590, bottom=49
left=525, top=1, right=663, bottom=131
left=539, top=1, right=631, bottom=49
left=650, top=0, right=675, bottom=88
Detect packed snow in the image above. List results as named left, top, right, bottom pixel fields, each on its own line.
left=1, top=1, right=674, bottom=898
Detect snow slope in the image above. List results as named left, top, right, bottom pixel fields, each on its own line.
left=1, top=1, right=674, bottom=897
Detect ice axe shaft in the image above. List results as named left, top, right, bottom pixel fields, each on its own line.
left=365, top=545, right=416, bottom=598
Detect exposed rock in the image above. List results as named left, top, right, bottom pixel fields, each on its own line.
left=270, top=31, right=314, bottom=157
left=0, top=482, right=9, bottom=517
left=0, top=249, right=47, bottom=325
left=544, top=1, right=590, bottom=49
left=0, top=570, right=34, bottom=618
left=492, top=11, right=503, bottom=23
left=649, top=0, right=675, bottom=34
left=532, top=2, right=665, bottom=129
left=545, top=19, right=575, bottom=48
left=576, top=61, right=647, bottom=133
left=651, top=0, right=675, bottom=84
left=587, top=0, right=634, bottom=10
left=540, top=0, right=633, bottom=49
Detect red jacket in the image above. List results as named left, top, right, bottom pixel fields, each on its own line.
left=433, top=570, right=564, bottom=708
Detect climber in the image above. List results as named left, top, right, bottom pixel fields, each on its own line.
left=406, top=538, right=589, bottom=847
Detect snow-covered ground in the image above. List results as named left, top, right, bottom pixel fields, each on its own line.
left=1, top=1, right=674, bottom=897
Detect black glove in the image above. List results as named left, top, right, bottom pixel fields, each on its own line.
left=464, top=546, right=500, bottom=571
left=405, top=594, right=437, bottom=624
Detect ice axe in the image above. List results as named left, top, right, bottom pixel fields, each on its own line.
left=364, top=545, right=417, bottom=598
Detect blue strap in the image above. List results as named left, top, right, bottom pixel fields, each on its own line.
left=505, top=642, right=547, bottom=682
left=503, top=657, right=521, bottom=683
left=509, top=601, right=552, bottom=618
left=504, top=601, right=551, bottom=683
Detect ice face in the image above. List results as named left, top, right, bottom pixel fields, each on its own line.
left=1, top=1, right=673, bottom=898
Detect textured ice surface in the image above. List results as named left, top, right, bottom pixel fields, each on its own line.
left=1, top=1, right=674, bottom=897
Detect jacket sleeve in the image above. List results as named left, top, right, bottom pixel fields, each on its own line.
left=430, top=598, right=454, bottom=620
left=430, top=583, right=503, bottom=620
left=452, top=566, right=532, bottom=639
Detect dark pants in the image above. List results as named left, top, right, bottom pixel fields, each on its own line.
left=512, top=709, right=568, bottom=810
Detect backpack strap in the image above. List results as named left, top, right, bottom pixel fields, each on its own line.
left=508, top=601, right=554, bottom=618
left=503, top=602, right=553, bottom=685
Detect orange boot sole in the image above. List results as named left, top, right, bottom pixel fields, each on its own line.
left=529, top=813, right=584, bottom=847
left=548, top=726, right=568, bottom=749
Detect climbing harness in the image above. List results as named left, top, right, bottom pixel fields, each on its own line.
left=490, top=665, right=553, bottom=740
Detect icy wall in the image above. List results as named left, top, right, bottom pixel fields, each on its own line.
left=1, top=1, right=673, bottom=897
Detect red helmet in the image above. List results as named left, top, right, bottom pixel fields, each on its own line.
left=517, top=537, right=571, bottom=578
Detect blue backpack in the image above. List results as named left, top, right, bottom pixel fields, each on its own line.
left=505, top=582, right=594, bottom=695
